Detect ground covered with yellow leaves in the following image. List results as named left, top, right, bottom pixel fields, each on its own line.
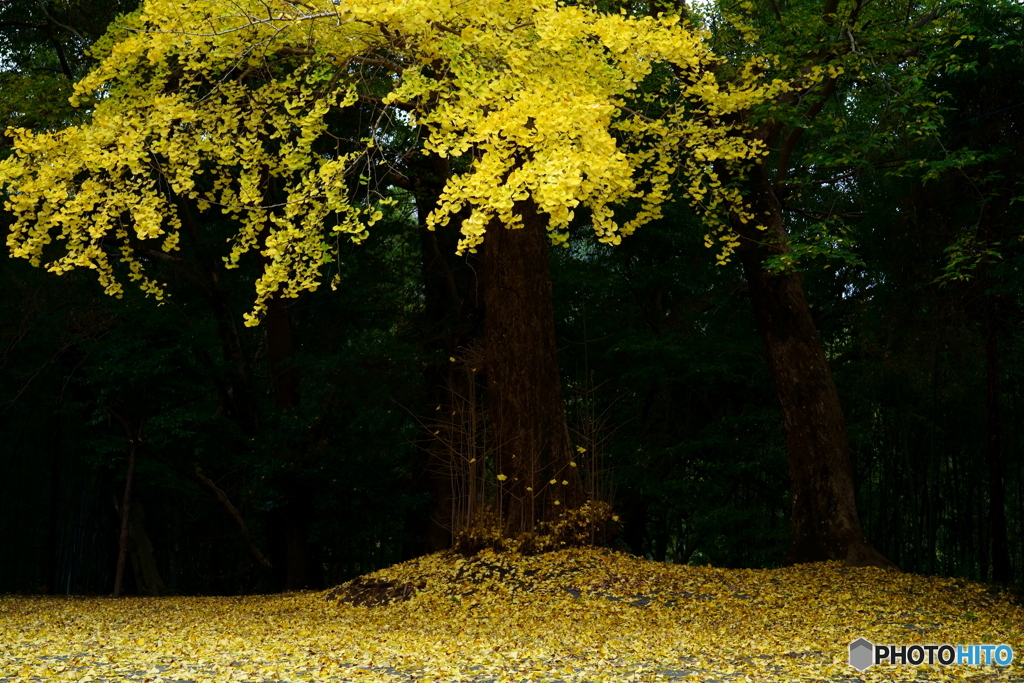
left=1, top=548, right=1022, bottom=682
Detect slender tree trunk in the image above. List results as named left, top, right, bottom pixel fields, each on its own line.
left=113, top=436, right=137, bottom=597
left=483, top=201, right=583, bottom=537
left=178, top=200, right=261, bottom=435
left=984, top=295, right=1013, bottom=584
left=731, top=182, right=894, bottom=569
left=620, top=496, right=648, bottom=557
left=127, top=499, right=168, bottom=596
left=266, top=295, right=299, bottom=412
left=45, top=399, right=62, bottom=595
left=263, top=293, right=314, bottom=590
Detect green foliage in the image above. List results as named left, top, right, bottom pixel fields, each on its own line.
left=552, top=200, right=789, bottom=568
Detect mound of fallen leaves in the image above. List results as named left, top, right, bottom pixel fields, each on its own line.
left=2, top=548, right=1022, bottom=682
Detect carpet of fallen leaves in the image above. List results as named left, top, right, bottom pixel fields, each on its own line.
left=1, top=548, right=1022, bottom=682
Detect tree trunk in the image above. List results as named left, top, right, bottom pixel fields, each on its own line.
left=45, top=398, right=62, bottom=596
left=266, top=295, right=299, bottom=412
left=483, top=201, right=583, bottom=537
left=113, top=435, right=137, bottom=597
left=731, top=183, right=894, bottom=569
left=984, top=295, right=1013, bottom=584
left=620, top=495, right=648, bottom=557
left=264, top=293, right=314, bottom=591
left=127, top=499, right=168, bottom=596
left=178, top=200, right=261, bottom=435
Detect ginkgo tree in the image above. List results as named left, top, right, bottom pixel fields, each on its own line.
left=0, top=0, right=802, bottom=543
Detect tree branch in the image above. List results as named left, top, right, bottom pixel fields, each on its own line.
left=194, top=464, right=273, bottom=571
left=275, top=46, right=407, bottom=74
left=35, top=0, right=87, bottom=46
left=908, top=6, right=941, bottom=31
left=774, top=76, right=839, bottom=186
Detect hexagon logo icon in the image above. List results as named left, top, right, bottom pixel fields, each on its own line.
left=849, top=638, right=874, bottom=672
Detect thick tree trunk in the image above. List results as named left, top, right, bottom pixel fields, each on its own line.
left=732, top=185, right=894, bottom=568
left=984, top=296, right=1013, bottom=584
left=483, top=201, right=583, bottom=537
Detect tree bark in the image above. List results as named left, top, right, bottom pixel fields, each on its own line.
left=177, top=199, right=261, bottom=435
left=113, top=434, right=137, bottom=597
left=127, top=499, right=168, bottom=596
left=45, top=396, right=62, bottom=596
left=483, top=201, right=583, bottom=537
left=731, top=182, right=894, bottom=568
left=266, top=294, right=299, bottom=412
left=984, top=295, right=1013, bottom=584
left=263, top=293, right=314, bottom=591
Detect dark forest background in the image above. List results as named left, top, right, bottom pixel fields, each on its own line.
left=1, top=0, right=1022, bottom=596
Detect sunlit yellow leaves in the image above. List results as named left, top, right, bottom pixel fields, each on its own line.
left=11, top=550, right=1007, bottom=683
left=0, top=0, right=806, bottom=319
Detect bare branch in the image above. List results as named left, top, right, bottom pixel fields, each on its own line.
left=147, top=10, right=340, bottom=38
left=35, top=0, right=87, bottom=45
left=349, top=54, right=406, bottom=73
left=357, top=91, right=414, bottom=112
left=620, top=105, right=655, bottom=123
left=195, top=464, right=274, bottom=571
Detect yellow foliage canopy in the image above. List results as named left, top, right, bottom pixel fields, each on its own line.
left=0, top=0, right=796, bottom=323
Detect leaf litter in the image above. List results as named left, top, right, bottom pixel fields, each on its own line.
left=1, top=547, right=1022, bottom=682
